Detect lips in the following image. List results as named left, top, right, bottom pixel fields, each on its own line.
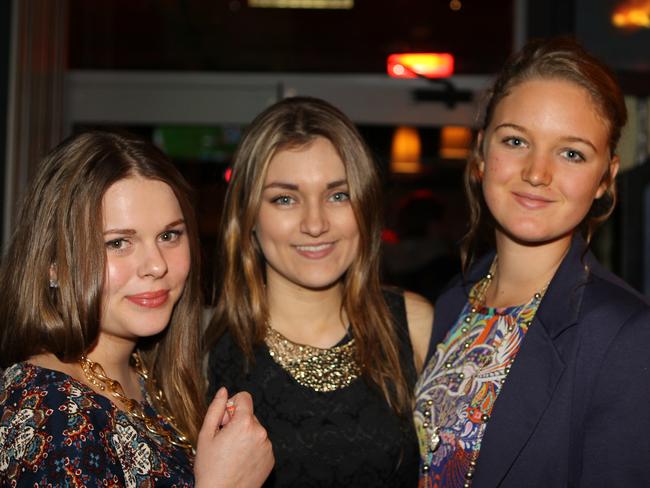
left=126, top=290, right=170, bottom=308
left=293, top=242, right=335, bottom=259
left=512, top=191, right=554, bottom=209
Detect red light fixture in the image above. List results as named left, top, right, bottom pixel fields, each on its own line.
left=387, top=53, right=454, bottom=79
left=224, top=167, right=233, bottom=183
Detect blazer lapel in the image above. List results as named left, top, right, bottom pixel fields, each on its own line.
left=471, top=314, right=565, bottom=487
left=472, top=237, right=589, bottom=487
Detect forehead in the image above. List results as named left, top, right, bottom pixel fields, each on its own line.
left=265, top=137, right=346, bottom=181
left=102, top=177, right=183, bottom=227
left=491, top=79, right=610, bottom=147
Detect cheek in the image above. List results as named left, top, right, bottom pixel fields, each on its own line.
left=170, top=244, right=191, bottom=284
left=104, top=257, right=131, bottom=298
left=255, top=210, right=294, bottom=251
left=343, top=213, right=360, bottom=243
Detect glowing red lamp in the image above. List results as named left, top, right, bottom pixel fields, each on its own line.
left=387, top=53, right=454, bottom=79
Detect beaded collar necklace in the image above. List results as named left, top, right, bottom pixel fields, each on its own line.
left=264, top=323, right=360, bottom=392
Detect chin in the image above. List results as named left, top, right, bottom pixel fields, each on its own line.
left=295, top=275, right=344, bottom=291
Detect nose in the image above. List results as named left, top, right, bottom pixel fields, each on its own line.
left=522, top=151, right=552, bottom=186
left=138, top=243, right=168, bottom=279
left=300, top=200, right=329, bottom=237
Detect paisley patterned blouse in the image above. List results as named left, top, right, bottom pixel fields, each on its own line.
left=0, top=362, right=194, bottom=487
left=414, top=281, right=544, bottom=488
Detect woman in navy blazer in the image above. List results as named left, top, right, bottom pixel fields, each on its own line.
left=415, top=37, right=650, bottom=487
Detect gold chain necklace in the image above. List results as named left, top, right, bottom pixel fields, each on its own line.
left=79, top=352, right=193, bottom=452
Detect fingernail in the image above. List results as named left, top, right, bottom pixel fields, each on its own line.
left=216, top=387, right=227, bottom=398
left=226, top=399, right=236, bottom=416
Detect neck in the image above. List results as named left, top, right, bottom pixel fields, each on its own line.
left=485, top=232, right=572, bottom=308
left=266, top=273, right=347, bottom=348
left=85, top=332, right=140, bottom=397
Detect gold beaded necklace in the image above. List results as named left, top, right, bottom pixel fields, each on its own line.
left=264, top=322, right=361, bottom=392
left=79, top=351, right=193, bottom=453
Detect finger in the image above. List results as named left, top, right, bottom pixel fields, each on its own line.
left=199, top=387, right=228, bottom=440
left=229, top=391, right=254, bottom=416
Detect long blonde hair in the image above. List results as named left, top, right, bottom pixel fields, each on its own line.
left=0, top=131, right=206, bottom=445
left=205, top=97, right=412, bottom=415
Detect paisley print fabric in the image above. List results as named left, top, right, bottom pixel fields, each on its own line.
left=0, top=362, right=193, bottom=487
left=414, top=283, right=543, bottom=488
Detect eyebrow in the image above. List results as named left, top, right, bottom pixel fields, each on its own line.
left=494, top=123, right=598, bottom=152
left=103, top=219, right=186, bottom=235
left=263, top=179, right=348, bottom=191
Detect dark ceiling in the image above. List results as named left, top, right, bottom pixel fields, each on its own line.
left=70, top=0, right=514, bottom=74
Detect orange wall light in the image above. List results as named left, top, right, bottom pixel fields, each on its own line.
left=612, top=1, right=650, bottom=29
left=387, top=53, right=454, bottom=79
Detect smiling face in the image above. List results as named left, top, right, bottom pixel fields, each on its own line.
left=254, top=136, right=360, bottom=291
left=100, top=176, right=190, bottom=344
left=479, top=78, right=618, bottom=249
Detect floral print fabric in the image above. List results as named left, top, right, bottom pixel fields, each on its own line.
left=0, top=362, right=193, bottom=487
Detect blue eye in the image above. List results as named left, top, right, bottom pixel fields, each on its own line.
left=503, top=136, right=526, bottom=148
left=272, top=195, right=295, bottom=206
left=561, top=149, right=585, bottom=162
left=329, top=191, right=350, bottom=202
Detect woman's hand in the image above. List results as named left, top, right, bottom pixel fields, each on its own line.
left=194, top=388, right=274, bottom=488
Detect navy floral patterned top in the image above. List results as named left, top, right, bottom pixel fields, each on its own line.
left=0, top=362, right=194, bottom=487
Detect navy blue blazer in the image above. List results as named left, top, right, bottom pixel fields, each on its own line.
left=426, top=237, right=650, bottom=487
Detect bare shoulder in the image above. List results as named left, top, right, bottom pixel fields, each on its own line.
left=403, top=291, right=434, bottom=373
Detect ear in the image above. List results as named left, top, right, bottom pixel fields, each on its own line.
left=49, top=263, right=59, bottom=289
left=596, top=155, right=619, bottom=199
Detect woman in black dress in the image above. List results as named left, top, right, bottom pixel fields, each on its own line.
left=206, top=97, right=433, bottom=487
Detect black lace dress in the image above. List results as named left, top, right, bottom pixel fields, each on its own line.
left=208, top=290, right=419, bottom=487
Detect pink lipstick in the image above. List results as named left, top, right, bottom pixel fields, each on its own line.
left=126, top=290, right=169, bottom=308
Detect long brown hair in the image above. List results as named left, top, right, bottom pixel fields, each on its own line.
left=462, top=36, right=627, bottom=271
left=205, top=96, right=412, bottom=415
left=0, top=130, right=206, bottom=445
